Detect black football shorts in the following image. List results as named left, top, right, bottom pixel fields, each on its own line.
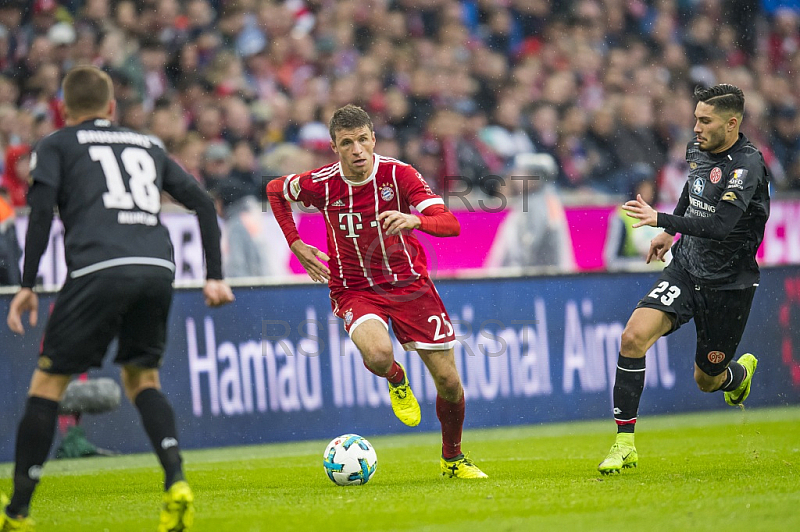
left=636, top=261, right=756, bottom=376
left=38, top=273, right=173, bottom=375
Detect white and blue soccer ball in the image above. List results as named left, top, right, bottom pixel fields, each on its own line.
left=323, top=434, right=378, bottom=486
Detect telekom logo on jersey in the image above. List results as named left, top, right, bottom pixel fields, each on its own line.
left=338, top=212, right=386, bottom=239
left=338, top=212, right=367, bottom=239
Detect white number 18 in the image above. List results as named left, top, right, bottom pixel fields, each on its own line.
left=89, top=146, right=160, bottom=214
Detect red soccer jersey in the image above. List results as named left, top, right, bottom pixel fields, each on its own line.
left=282, top=154, right=445, bottom=290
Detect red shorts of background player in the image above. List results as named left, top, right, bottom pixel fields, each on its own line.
left=330, top=276, right=457, bottom=351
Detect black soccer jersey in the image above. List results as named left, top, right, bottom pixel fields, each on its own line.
left=669, top=134, right=770, bottom=288
left=27, top=118, right=221, bottom=283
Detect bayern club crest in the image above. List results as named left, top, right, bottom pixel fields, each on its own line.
left=344, top=309, right=354, bottom=326
left=710, top=167, right=722, bottom=183
left=380, top=185, right=395, bottom=202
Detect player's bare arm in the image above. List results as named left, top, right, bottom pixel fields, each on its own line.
left=6, top=288, right=39, bottom=335
left=266, top=176, right=331, bottom=283
left=647, top=232, right=675, bottom=264
left=378, top=210, right=421, bottom=235
left=290, top=240, right=331, bottom=283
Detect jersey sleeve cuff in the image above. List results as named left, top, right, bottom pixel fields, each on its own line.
left=657, top=212, right=672, bottom=231
left=414, top=197, right=444, bottom=212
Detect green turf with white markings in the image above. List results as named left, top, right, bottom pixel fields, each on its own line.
left=2, top=406, right=799, bottom=531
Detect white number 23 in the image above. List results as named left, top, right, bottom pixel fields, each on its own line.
left=647, top=281, right=681, bottom=306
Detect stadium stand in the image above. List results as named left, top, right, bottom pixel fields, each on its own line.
left=1, top=0, right=799, bottom=283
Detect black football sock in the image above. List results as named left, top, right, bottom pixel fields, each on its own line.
left=8, top=396, right=59, bottom=517
left=613, top=354, right=646, bottom=434
left=134, top=388, right=185, bottom=490
left=720, top=361, right=746, bottom=392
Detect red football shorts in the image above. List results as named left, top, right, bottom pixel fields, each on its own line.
left=330, top=276, right=456, bottom=351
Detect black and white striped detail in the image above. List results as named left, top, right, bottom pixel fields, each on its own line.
left=616, top=364, right=646, bottom=374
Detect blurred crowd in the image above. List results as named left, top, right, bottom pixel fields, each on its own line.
left=1, top=0, right=800, bottom=278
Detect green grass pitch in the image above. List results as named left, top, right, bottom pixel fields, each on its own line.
left=2, top=406, right=799, bottom=531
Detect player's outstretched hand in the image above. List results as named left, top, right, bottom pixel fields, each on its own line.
left=7, top=288, right=39, bottom=335
left=290, top=241, right=331, bottom=283
left=621, top=194, right=658, bottom=228
left=377, top=210, right=421, bottom=235
left=647, top=231, right=675, bottom=264
left=203, top=279, right=235, bottom=307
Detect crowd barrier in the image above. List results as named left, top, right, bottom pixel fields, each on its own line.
left=1, top=267, right=798, bottom=461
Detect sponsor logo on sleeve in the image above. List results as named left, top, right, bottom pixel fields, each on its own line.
left=289, top=177, right=301, bottom=199
left=727, top=168, right=748, bottom=190
left=721, top=191, right=738, bottom=202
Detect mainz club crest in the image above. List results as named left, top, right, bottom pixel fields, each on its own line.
left=710, top=167, right=722, bottom=183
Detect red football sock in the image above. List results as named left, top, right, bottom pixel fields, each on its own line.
left=436, top=394, right=465, bottom=459
left=385, top=361, right=405, bottom=385
left=363, top=360, right=405, bottom=385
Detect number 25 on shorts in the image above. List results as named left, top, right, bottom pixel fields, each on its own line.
left=429, top=313, right=453, bottom=341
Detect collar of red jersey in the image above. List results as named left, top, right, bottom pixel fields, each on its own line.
left=339, top=153, right=380, bottom=187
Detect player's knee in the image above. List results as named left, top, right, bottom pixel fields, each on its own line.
left=361, top=346, right=394, bottom=375
left=620, top=326, right=648, bottom=357
left=29, top=371, right=71, bottom=402
left=121, top=366, right=160, bottom=402
left=433, top=372, right=462, bottom=399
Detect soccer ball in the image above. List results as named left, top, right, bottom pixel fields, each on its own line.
left=323, top=434, right=378, bottom=486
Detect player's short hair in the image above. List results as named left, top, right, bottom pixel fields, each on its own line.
left=694, top=84, right=745, bottom=118
left=329, top=104, right=374, bottom=143
left=62, top=66, right=113, bottom=117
